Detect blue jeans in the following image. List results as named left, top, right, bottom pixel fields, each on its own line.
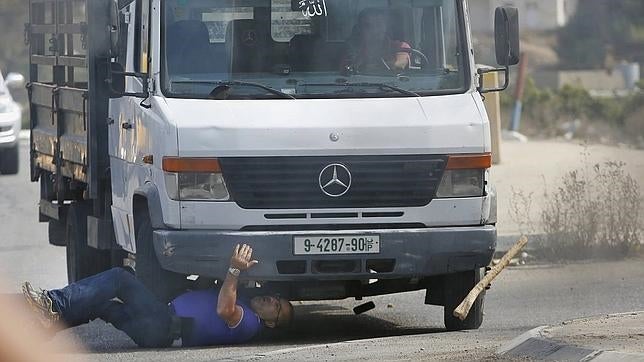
left=48, top=268, right=175, bottom=348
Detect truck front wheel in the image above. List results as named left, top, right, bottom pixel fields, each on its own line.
left=443, top=268, right=485, bottom=331
left=66, top=202, right=111, bottom=283
left=134, top=211, right=188, bottom=303
left=49, top=219, right=66, bottom=246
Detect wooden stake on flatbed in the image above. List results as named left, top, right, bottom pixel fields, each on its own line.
left=453, top=236, right=528, bottom=321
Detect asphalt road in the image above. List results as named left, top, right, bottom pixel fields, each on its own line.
left=1, top=143, right=643, bottom=361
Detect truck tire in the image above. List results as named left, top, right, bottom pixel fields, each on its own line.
left=0, top=144, right=19, bottom=175
left=66, top=202, right=111, bottom=283
left=48, top=219, right=66, bottom=246
left=135, top=211, right=188, bottom=303
left=443, top=268, right=485, bottom=331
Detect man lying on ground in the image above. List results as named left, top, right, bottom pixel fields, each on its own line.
left=22, top=244, right=293, bottom=347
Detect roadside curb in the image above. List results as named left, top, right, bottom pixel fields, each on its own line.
left=220, top=334, right=429, bottom=361
left=497, top=320, right=644, bottom=361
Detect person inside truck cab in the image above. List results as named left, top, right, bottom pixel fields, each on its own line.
left=22, top=244, right=294, bottom=348
left=342, top=8, right=411, bottom=73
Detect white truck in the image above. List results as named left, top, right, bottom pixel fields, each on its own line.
left=28, top=0, right=519, bottom=331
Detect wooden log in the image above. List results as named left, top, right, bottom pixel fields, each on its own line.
left=453, top=236, right=529, bottom=321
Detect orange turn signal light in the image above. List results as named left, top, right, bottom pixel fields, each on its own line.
left=162, top=157, right=222, bottom=173
left=446, top=153, right=492, bottom=170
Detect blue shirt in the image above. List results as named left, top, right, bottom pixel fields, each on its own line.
left=170, top=289, right=262, bottom=347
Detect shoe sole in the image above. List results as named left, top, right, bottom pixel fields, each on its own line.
left=21, top=283, right=60, bottom=328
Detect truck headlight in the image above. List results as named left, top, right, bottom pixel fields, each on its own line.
left=436, top=154, right=491, bottom=198
left=436, top=169, right=484, bottom=197
left=163, top=157, right=231, bottom=201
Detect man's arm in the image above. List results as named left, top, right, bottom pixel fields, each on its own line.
left=391, top=41, right=411, bottom=70
left=216, top=271, right=243, bottom=327
left=216, top=244, right=258, bottom=327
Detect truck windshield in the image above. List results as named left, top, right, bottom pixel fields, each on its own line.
left=162, top=0, right=469, bottom=99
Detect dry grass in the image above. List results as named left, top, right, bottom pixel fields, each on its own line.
left=510, top=156, right=642, bottom=261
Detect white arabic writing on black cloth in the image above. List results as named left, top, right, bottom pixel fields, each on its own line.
left=299, top=0, right=327, bottom=18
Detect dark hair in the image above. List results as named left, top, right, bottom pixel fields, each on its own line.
left=348, top=7, right=389, bottom=45
left=278, top=300, right=295, bottom=328
left=358, top=7, right=388, bottom=24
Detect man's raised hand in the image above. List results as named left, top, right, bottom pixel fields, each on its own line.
left=230, top=244, right=259, bottom=271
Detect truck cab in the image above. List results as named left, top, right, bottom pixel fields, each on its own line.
left=28, top=0, right=519, bottom=331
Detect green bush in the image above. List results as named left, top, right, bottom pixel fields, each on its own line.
left=503, top=79, right=644, bottom=143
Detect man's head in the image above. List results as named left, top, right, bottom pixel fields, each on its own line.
left=357, top=8, right=389, bottom=45
left=250, top=295, right=294, bottom=328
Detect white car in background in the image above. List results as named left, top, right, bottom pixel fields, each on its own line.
left=0, top=71, right=24, bottom=175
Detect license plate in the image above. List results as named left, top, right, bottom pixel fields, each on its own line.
left=293, top=235, right=381, bottom=255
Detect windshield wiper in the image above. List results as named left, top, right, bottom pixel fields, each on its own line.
left=171, top=80, right=296, bottom=100
left=300, top=82, right=420, bottom=97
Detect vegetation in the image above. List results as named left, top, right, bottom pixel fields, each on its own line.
left=540, top=161, right=642, bottom=260
left=501, top=79, right=644, bottom=146
left=510, top=159, right=642, bottom=261
left=558, top=0, right=644, bottom=69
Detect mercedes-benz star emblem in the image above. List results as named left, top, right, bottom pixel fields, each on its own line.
left=319, top=164, right=352, bottom=197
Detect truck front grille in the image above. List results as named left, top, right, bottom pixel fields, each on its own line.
left=220, top=155, right=447, bottom=209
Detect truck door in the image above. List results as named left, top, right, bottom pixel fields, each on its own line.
left=109, top=0, right=150, bottom=252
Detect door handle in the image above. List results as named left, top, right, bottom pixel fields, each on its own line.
left=122, top=122, right=133, bottom=130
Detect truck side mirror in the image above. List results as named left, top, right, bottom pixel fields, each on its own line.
left=494, top=7, right=520, bottom=66
left=478, top=7, right=520, bottom=94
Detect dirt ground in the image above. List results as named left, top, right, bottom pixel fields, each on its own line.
left=543, top=311, right=644, bottom=354
left=491, top=140, right=644, bottom=236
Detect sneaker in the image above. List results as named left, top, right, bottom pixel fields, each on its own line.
left=22, top=282, right=60, bottom=329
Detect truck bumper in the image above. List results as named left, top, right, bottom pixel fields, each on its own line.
left=153, top=225, right=496, bottom=281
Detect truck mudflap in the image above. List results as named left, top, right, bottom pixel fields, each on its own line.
left=152, top=225, right=496, bottom=281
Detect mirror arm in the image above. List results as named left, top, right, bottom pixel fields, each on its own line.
left=105, top=80, right=148, bottom=98
left=112, top=70, right=148, bottom=79
left=477, top=66, right=509, bottom=94
left=105, top=65, right=149, bottom=98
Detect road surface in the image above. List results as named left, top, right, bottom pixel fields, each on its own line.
left=1, top=142, right=643, bottom=361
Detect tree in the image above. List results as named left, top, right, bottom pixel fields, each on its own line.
left=558, top=0, right=644, bottom=69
